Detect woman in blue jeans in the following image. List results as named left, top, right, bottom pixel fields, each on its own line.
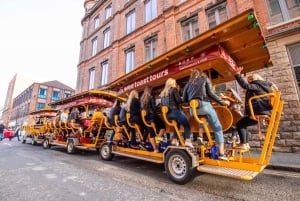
left=160, top=78, right=193, bottom=147
left=182, top=69, right=229, bottom=160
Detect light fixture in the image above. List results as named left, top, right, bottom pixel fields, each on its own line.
left=247, top=13, right=254, bottom=21
left=185, top=47, right=191, bottom=52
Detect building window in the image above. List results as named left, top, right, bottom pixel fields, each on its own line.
left=125, top=48, right=135, bottom=73
left=126, top=10, right=136, bottom=34
left=145, top=36, right=157, bottom=62
left=206, top=1, right=229, bottom=29
left=145, top=0, right=157, bottom=23
left=103, top=28, right=110, bottom=49
left=101, top=61, right=108, bottom=85
left=105, top=4, right=112, bottom=19
left=89, top=67, right=95, bottom=89
left=64, top=93, right=70, bottom=98
left=52, top=91, right=60, bottom=101
left=38, top=88, right=47, bottom=99
left=37, top=102, right=45, bottom=110
left=266, top=0, right=300, bottom=25
left=181, top=15, right=199, bottom=42
left=94, top=15, right=100, bottom=29
left=92, top=37, right=98, bottom=56
left=287, top=42, right=300, bottom=96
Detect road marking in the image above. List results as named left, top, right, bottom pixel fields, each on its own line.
left=263, top=169, right=300, bottom=179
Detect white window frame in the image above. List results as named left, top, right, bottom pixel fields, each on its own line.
left=145, top=36, right=157, bottom=62
left=126, top=10, right=136, bottom=34
left=94, top=15, right=100, bottom=29
left=181, top=15, right=199, bottom=42
left=125, top=48, right=135, bottom=73
left=89, top=67, right=95, bottom=89
left=287, top=42, right=300, bottom=97
left=105, top=4, right=112, bottom=19
left=103, top=28, right=110, bottom=49
left=206, top=1, right=229, bottom=29
left=145, top=0, right=157, bottom=23
left=101, top=61, right=109, bottom=85
left=265, top=0, right=300, bottom=25
left=92, top=37, right=98, bottom=56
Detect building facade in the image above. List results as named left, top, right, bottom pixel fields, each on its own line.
left=3, top=80, right=75, bottom=127
left=78, top=0, right=300, bottom=152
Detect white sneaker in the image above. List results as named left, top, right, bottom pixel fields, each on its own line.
left=185, top=141, right=194, bottom=148
left=218, top=155, right=228, bottom=161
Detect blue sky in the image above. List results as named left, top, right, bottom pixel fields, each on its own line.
left=0, top=0, right=84, bottom=106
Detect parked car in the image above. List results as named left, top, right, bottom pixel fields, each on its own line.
left=3, top=129, right=15, bottom=140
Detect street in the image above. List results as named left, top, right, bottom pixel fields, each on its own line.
left=0, top=139, right=299, bottom=201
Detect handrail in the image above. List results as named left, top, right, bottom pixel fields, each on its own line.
left=126, top=113, right=143, bottom=140
left=161, top=106, right=184, bottom=146
left=248, top=92, right=276, bottom=121
left=189, top=100, right=214, bottom=146
left=141, top=110, right=157, bottom=135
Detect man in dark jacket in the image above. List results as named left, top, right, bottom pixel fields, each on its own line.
left=234, top=66, right=274, bottom=150
left=0, top=123, right=5, bottom=141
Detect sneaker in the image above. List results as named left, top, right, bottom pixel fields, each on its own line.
left=197, top=137, right=204, bottom=145
left=218, top=154, right=228, bottom=161
left=139, top=144, right=147, bottom=151
left=185, top=141, right=194, bottom=148
left=156, top=137, right=163, bottom=142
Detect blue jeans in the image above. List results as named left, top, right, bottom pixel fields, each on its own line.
left=193, top=101, right=224, bottom=144
left=167, top=108, right=191, bottom=140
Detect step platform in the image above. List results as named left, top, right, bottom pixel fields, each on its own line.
left=197, top=164, right=260, bottom=180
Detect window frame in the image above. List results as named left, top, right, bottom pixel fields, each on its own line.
left=38, top=88, right=47, bottom=99
left=287, top=42, right=300, bottom=98
left=145, top=36, right=157, bottom=62
left=101, top=61, right=109, bottom=86
left=94, top=15, right=100, bottom=29
left=92, top=36, right=98, bottom=56
left=51, top=90, right=60, bottom=101
left=89, top=67, right=96, bottom=90
left=265, top=0, right=300, bottom=25
left=103, top=28, right=110, bottom=49
left=125, top=48, right=135, bottom=73
left=145, top=0, right=157, bottom=23
left=181, top=15, right=199, bottom=42
left=206, top=1, right=229, bottom=29
left=105, top=4, right=112, bottom=19
left=126, top=10, right=136, bottom=35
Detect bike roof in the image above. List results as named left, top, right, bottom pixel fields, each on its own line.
left=104, top=9, right=271, bottom=96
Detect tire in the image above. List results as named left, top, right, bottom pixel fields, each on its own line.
left=99, top=142, right=114, bottom=161
left=31, top=137, right=37, bottom=145
left=43, top=139, right=50, bottom=149
left=165, top=150, right=195, bottom=185
left=67, top=140, right=76, bottom=154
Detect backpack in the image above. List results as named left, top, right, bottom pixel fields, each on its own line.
left=161, top=95, right=170, bottom=107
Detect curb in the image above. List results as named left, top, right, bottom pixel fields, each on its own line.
left=266, top=164, right=300, bottom=173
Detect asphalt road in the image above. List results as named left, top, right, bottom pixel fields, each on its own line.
left=0, top=139, right=299, bottom=201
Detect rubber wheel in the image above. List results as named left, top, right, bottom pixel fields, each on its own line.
left=31, top=137, right=37, bottom=145
left=43, top=139, right=51, bottom=149
left=99, top=142, right=114, bottom=161
left=67, top=140, right=76, bottom=154
left=165, top=150, right=195, bottom=184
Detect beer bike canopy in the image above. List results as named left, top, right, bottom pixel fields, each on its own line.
left=105, top=9, right=271, bottom=96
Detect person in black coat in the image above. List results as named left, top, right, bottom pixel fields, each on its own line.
left=234, top=66, right=275, bottom=150
left=141, top=86, right=166, bottom=152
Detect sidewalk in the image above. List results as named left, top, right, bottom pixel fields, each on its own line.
left=251, top=149, right=300, bottom=172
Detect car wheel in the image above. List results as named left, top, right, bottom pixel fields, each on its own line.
left=99, top=142, right=114, bottom=161
left=67, top=140, right=76, bottom=154
left=165, top=149, right=195, bottom=185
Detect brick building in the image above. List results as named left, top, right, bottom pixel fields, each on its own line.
left=77, top=0, right=300, bottom=152
left=3, top=80, right=75, bottom=127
